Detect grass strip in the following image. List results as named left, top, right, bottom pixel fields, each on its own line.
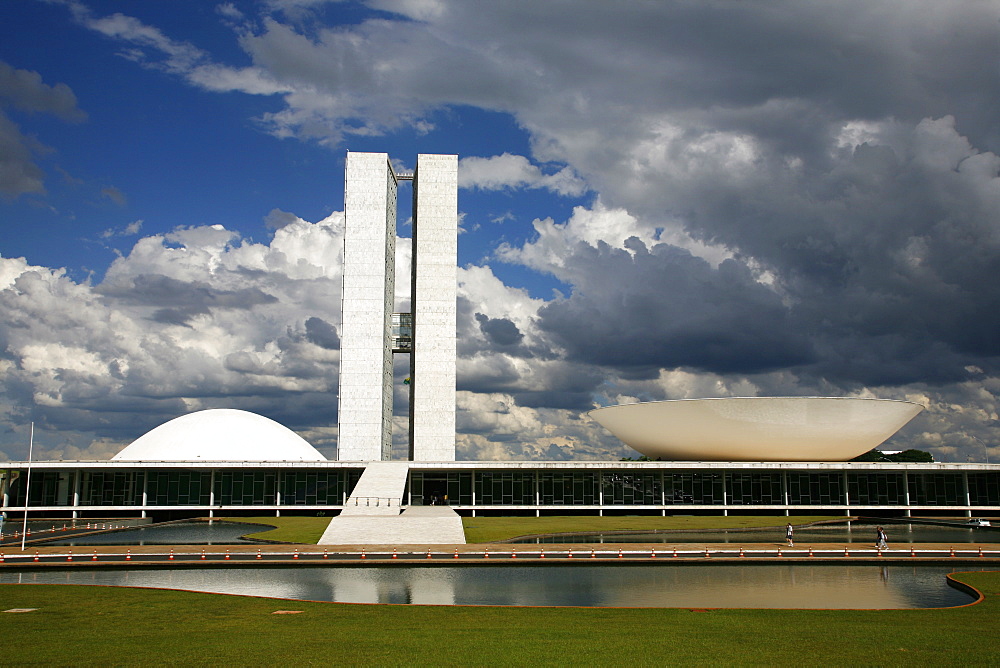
left=462, top=515, right=836, bottom=543
left=222, top=515, right=834, bottom=545
left=0, top=571, right=997, bottom=665
left=218, top=516, right=330, bottom=544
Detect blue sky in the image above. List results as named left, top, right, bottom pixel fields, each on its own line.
left=0, top=2, right=576, bottom=291
left=1, top=0, right=998, bottom=463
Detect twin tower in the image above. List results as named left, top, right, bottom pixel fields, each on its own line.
left=336, top=153, right=458, bottom=462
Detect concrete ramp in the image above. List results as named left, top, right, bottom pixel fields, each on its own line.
left=319, top=506, right=466, bottom=545
left=317, top=462, right=465, bottom=544
left=338, top=462, right=409, bottom=517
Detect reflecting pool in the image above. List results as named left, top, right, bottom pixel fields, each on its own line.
left=45, top=521, right=268, bottom=546
left=0, top=565, right=981, bottom=609
left=511, top=522, right=999, bottom=544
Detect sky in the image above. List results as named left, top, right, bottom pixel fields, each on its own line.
left=0, top=0, right=998, bottom=463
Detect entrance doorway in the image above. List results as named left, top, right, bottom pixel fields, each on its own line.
left=423, top=477, right=449, bottom=506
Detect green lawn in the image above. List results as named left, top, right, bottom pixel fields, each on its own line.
left=221, top=515, right=834, bottom=545
left=0, top=571, right=997, bottom=665
left=462, top=515, right=836, bottom=543
left=220, top=516, right=330, bottom=544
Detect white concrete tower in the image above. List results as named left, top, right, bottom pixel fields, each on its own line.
left=409, top=154, right=458, bottom=461
left=337, top=152, right=397, bottom=461
left=337, top=152, right=457, bottom=462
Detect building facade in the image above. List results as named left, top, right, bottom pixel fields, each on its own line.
left=2, top=461, right=997, bottom=519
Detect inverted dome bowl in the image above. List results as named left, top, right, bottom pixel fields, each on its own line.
left=588, top=397, right=922, bottom=462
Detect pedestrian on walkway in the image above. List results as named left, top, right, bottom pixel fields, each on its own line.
left=876, top=526, right=888, bottom=549
left=785, top=523, right=794, bottom=547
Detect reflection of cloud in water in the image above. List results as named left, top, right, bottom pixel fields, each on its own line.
left=601, top=566, right=909, bottom=609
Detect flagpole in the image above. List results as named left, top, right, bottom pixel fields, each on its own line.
left=20, top=422, right=33, bottom=551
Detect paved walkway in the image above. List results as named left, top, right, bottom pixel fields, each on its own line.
left=318, top=506, right=466, bottom=545
left=3, top=543, right=998, bottom=567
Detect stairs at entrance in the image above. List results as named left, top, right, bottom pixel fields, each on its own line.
left=317, top=462, right=467, bottom=545
left=338, top=462, right=409, bottom=517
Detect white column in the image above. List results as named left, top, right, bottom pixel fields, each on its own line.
left=534, top=469, right=540, bottom=517
left=721, top=472, right=728, bottom=516
left=339, top=152, right=398, bottom=461
left=963, top=471, right=971, bottom=517
left=275, top=470, right=282, bottom=512
left=409, top=154, right=458, bottom=461
left=72, top=470, right=80, bottom=519
left=782, top=470, right=789, bottom=516
left=903, top=471, right=911, bottom=517
left=843, top=471, right=850, bottom=516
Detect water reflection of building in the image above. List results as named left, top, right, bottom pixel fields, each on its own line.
left=324, top=568, right=456, bottom=606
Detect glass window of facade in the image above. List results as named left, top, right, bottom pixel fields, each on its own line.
left=787, top=472, right=843, bottom=505
left=409, top=471, right=473, bottom=505
left=281, top=470, right=354, bottom=505
left=968, top=472, right=1000, bottom=506
left=81, top=471, right=142, bottom=506
left=846, top=473, right=906, bottom=505
left=215, top=471, right=276, bottom=506
left=908, top=473, right=964, bottom=506
left=603, top=472, right=661, bottom=505
left=7, top=471, right=74, bottom=507
left=727, top=473, right=783, bottom=505
left=667, top=473, right=724, bottom=505
left=540, top=472, right=600, bottom=505
left=471, top=471, right=535, bottom=506
left=147, top=471, right=213, bottom=506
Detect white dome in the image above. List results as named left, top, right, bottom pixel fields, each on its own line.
left=589, top=397, right=923, bottom=462
left=112, top=409, right=327, bottom=462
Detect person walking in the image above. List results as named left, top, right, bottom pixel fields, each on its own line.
left=876, top=526, right=888, bottom=549
left=785, top=523, right=794, bottom=547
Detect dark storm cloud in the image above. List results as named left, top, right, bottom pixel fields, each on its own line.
left=458, top=295, right=553, bottom=361
left=304, top=316, right=339, bottom=349
left=511, top=390, right=592, bottom=411
left=99, top=274, right=278, bottom=324
left=457, top=354, right=522, bottom=393
left=28, top=394, right=192, bottom=445
left=536, top=238, right=815, bottom=377
left=656, top=118, right=1000, bottom=386
left=475, top=312, right=523, bottom=346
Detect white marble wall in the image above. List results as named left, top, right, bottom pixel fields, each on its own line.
left=409, top=154, right=458, bottom=461
left=337, top=152, right=396, bottom=461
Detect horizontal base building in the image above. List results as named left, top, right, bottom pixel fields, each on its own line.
left=1, top=460, right=997, bottom=520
